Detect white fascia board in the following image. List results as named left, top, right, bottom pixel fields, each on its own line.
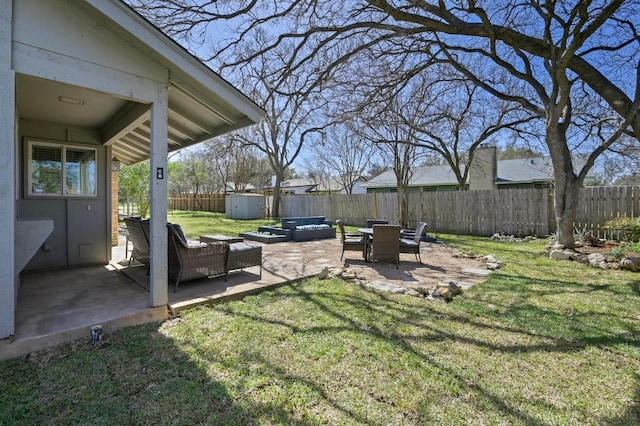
left=85, top=0, right=264, bottom=123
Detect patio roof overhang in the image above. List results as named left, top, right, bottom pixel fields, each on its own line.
left=16, top=0, right=263, bottom=165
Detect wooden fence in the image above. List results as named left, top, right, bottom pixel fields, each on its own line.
left=280, top=186, right=640, bottom=238
left=168, top=194, right=226, bottom=213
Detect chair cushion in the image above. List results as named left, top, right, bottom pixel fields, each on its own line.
left=229, top=242, right=260, bottom=253
left=296, top=224, right=330, bottom=230
left=344, top=237, right=364, bottom=245
left=168, top=223, right=188, bottom=244
left=400, top=238, right=419, bottom=247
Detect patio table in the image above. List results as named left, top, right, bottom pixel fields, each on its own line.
left=358, top=228, right=374, bottom=262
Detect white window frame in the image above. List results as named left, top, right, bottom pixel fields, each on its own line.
left=27, top=140, right=98, bottom=198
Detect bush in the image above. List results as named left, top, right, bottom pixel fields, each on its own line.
left=609, top=242, right=640, bottom=259
left=603, top=217, right=640, bottom=242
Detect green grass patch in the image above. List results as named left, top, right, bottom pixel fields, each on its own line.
left=165, top=210, right=279, bottom=239
left=2, top=234, right=638, bottom=425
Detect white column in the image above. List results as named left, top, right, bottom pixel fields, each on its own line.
left=149, top=83, right=168, bottom=307
left=0, top=1, right=15, bottom=339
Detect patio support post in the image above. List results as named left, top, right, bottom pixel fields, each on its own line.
left=149, top=83, right=169, bottom=307
left=0, top=0, right=15, bottom=339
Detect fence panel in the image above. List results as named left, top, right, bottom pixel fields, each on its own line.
left=163, top=187, right=640, bottom=239
left=167, top=194, right=226, bottom=213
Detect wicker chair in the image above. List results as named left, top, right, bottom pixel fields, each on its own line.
left=400, top=222, right=427, bottom=263
left=371, top=225, right=401, bottom=269
left=124, top=217, right=150, bottom=272
left=337, top=220, right=366, bottom=260
left=167, top=223, right=229, bottom=292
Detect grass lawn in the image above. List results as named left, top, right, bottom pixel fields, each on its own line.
left=166, top=210, right=281, bottom=239
left=1, top=233, right=638, bottom=425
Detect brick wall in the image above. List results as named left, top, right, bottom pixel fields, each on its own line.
left=111, top=169, right=119, bottom=246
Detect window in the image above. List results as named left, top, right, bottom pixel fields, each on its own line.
left=28, top=141, right=97, bottom=197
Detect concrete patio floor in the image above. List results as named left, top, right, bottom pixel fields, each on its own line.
left=0, top=237, right=339, bottom=361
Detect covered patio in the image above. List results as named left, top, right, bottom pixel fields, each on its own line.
left=1, top=0, right=263, bottom=356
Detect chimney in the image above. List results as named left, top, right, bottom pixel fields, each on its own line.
left=469, top=144, right=497, bottom=191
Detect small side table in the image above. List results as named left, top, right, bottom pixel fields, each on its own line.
left=199, top=234, right=244, bottom=244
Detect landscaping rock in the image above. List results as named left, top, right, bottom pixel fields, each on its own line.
left=341, top=271, right=358, bottom=281
left=549, top=249, right=575, bottom=260
left=439, top=280, right=464, bottom=296
left=436, top=286, right=451, bottom=300
left=491, top=233, right=537, bottom=243
left=318, top=267, right=330, bottom=279
left=415, top=286, right=431, bottom=296
left=363, top=281, right=406, bottom=293
left=405, top=288, right=422, bottom=297
left=620, top=256, right=640, bottom=272
left=587, top=253, right=608, bottom=269
left=482, top=254, right=497, bottom=263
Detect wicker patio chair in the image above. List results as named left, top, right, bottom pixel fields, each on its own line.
left=167, top=223, right=229, bottom=292
left=400, top=222, right=427, bottom=263
left=371, top=224, right=401, bottom=269
left=337, top=220, right=366, bottom=260
left=124, top=217, right=150, bottom=272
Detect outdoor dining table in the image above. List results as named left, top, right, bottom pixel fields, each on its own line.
left=358, top=228, right=374, bottom=262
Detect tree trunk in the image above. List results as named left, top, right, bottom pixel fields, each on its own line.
left=397, top=186, right=409, bottom=228
left=553, top=177, right=581, bottom=249
left=547, top=127, right=583, bottom=250
left=272, top=175, right=283, bottom=218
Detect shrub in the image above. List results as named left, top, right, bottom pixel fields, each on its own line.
left=609, top=242, right=640, bottom=259
left=603, top=217, right=640, bottom=242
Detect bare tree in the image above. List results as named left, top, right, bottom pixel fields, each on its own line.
left=231, top=39, right=333, bottom=216
left=202, top=133, right=271, bottom=193
left=358, top=93, right=425, bottom=228
left=130, top=1, right=640, bottom=248
left=306, top=123, right=375, bottom=194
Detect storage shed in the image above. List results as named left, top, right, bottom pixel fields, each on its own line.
left=226, top=194, right=265, bottom=220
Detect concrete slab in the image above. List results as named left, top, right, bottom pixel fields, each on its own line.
left=1, top=265, right=166, bottom=361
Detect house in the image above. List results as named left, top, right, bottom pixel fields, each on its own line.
left=363, top=146, right=589, bottom=193
left=0, top=0, right=262, bottom=341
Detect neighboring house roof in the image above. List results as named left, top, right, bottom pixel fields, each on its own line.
left=363, top=156, right=589, bottom=188
left=15, top=0, right=263, bottom=166
left=274, top=176, right=368, bottom=193
left=280, top=178, right=318, bottom=192
left=364, top=165, right=462, bottom=188
left=496, top=157, right=554, bottom=183
left=225, top=183, right=258, bottom=192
